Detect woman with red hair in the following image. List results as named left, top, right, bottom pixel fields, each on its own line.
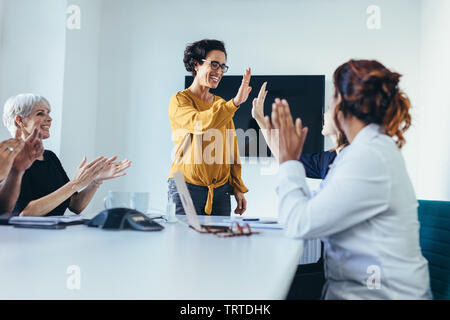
left=266, top=60, right=431, bottom=299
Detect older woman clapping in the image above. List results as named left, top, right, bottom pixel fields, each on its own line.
left=3, top=94, right=131, bottom=217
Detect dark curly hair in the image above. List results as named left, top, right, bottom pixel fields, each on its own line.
left=333, top=59, right=412, bottom=148
left=183, top=39, right=227, bottom=77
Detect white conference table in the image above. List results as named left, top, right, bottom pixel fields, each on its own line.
left=0, top=215, right=303, bottom=300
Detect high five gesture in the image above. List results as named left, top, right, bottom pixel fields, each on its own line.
left=233, top=67, right=252, bottom=106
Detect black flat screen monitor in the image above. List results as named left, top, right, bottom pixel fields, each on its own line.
left=185, top=75, right=325, bottom=157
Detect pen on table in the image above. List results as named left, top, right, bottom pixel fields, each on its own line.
left=243, top=218, right=259, bottom=221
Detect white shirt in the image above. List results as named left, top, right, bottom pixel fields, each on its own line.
left=276, top=124, right=432, bottom=299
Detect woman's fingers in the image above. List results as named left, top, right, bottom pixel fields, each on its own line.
left=120, top=160, right=132, bottom=170
left=235, top=196, right=247, bottom=215
left=274, top=99, right=285, bottom=127
left=116, top=163, right=131, bottom=175
left=241, top=197, right=247, bottom=213
left=32, top=137, right=42, bottom=149
left=6, top=139, right=24, bottom=158
left=78, top=156, right=87, bottom=169
left=26, top=128, right=39, bottom=143
left=86, top=160, right=108, bottom=181
left=1, top=139, right=15, bottom=152
left=281, top=99, right=294, bottom=127
left=264, top=115, right=272, bottom=131
left=271, top=103, right=281, bottom=129
left=11, top=138, right=23, bottom=150
left=243, top=67, right=251, bottom=83
left=120, top=159, right=131, bottom=165
left=240, top=69, right=249, bottom=87
left=272, top=98, right=297, bottom=136
left=295, top=118, right=303, bottom=136
left=235, top=198, right=242, bottom=215
left=112, top=159, right=131, bottom=171
left=234, top=67, right=252, bottom=106
left=106, top=156, right=118, bottom=165
left=241, top=68, right=251, bottom=92
left=92, top=158, right=108, bottom=173
left=112, top=172, right=127, bottom=179
left=258, top=82, right=267, bottom=101
left=278, top=99, right=290, bottom=129
left=252, top=82, right=267, bottom=116
left=10, top=140, right=24, bottom=158
left=85, top=156, right=105, bottom=169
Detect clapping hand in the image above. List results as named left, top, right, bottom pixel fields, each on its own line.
left=95, top=156, right=131, bottom=182
left=251, top=82, right=281, bottom=159
left=233, top=67, right=252, bottom=106
left=72, top=156, right=108, bottom=190
left=13, top=128, right=44, bottom=172
left=264, top=99, right=308, bottom=164
left=0, top=130, right=25, bottom=180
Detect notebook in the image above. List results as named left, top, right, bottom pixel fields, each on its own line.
left=9, top=215, right=87, bottom=227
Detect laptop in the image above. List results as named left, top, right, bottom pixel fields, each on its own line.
left=172, top=171, right=234, bottom=232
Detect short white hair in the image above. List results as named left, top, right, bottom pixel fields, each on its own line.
left=2, top=93, right=51, bottom=137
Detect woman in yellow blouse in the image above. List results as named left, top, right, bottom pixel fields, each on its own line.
left=168, top=39, right=251, bottom=216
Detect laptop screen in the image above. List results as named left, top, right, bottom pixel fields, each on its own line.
left=172, top=171, right=202, bottom=231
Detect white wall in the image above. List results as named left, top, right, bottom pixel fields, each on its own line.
left=417, top=0, right=450, bottom=200
left=0, top=0, right=4, bottom=43
left=0, top=0, right=66, bottom=155
left=60, top=0, right=102, bottom=214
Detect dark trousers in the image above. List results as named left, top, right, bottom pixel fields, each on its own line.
left=167, top=178, right=232, bottom=216
left=287, top=242, right=326, bottom=300
left=286, top=258, right=325, bottom=300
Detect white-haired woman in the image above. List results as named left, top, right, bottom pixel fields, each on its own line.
left=3, top=94, right=132, bottom=217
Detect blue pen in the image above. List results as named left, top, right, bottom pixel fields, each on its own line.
left=243, top=218, right=259, bottom=221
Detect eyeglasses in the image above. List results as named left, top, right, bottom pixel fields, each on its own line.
left=191, top=221, right=258, bottom=238
left=202, top=59, right=229, bottom=73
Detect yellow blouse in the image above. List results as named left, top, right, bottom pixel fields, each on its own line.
left=168, top=89, right=248, bottom=215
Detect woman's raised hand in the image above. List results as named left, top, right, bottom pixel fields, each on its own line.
left=13, top=128, right=44, bottom=172
left=72, top=156, right=108, bottom=190
left=266, top=98, right=308, bottom=164
left=95, top=156, right=131, bottom=182
left=233, top=67, right=252, bottom=106
left=252, top=81, right=268, bottom=123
